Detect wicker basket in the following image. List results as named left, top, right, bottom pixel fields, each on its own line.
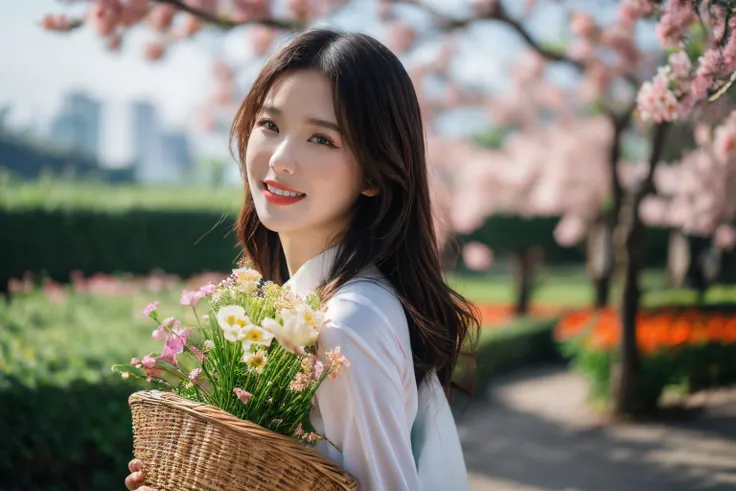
left=129, top=390, right=358, bottom=491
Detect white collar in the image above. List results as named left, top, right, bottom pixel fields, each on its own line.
left=284, top=246, right=339, bottom=294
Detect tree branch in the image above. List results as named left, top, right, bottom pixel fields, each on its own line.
left=58, top=0, right=305, bottom=32
left=155, top=0, right=304, bottom=30
left=393, top=1, right=583, bottom=69
left=640, top=122, right=671, bottom=199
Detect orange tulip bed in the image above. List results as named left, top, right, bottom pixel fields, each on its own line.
left=553, top=306, right=736, bottom=407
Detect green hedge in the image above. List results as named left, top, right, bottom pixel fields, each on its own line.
left=0, top=287, right=181, bottom=490
left=474, top=318, right=563, bottom=388
left=0, top=208, right=242, bottom=290
left=462, top=215, right=671, bottom=266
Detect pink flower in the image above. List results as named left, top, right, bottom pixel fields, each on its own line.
left=141, top=355, right=156, bottom=369
left=233, top=387, right=253, bottom=404
left=147, top=3, right=176, bottom=32
left=181, top=289, right=206, bottom=307
left=570, top=11, right=597, bottom=38
left=294, top=423, right=304, bottom=436
left=188, top=368, right=202, bottom=382
left=313, top=360, right=324, bottom=380
left=87, top=0, right=122, bottom=37
left=715, top=224, right=736, bottom=250
left=143, top=301, right=159, bottom=316
left=144, top=42, right=165, bottom=61
left=41, top=13, right=71, bottom=32
left=160, top=328, right=192, bottom=365
left=199, top=283, right=217, bottom=295
left=249, top=25, right=278, bottom=57
left=153, top=316, right=180, bottom=341
left=289, top=372, right=311, bottom=392
left=553, top=215, right=587, bottom=247
left=636, top=75, right=678, bottom=123
left=462, top=242, right=493, bottom=271
left=326, top=347, right=350, bottom=380
left=668, top=51, right=692, bottom=79
left=655, top=0, right=696, bottom=49
left=152, top=325, right=167, bottom=342
left=189, top=345, right=206, bottom=363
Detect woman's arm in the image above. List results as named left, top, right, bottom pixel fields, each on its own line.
left=314, top=291, right=420, bottom=491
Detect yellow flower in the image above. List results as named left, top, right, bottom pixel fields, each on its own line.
left=242, top=350, right=268, bottom=373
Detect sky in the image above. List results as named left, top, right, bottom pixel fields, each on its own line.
left=0, top=1, right=619, bottom=166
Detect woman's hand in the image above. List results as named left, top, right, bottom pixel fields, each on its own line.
left=125, top=459, right=156, bottom=490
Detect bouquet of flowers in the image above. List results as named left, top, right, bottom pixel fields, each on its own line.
left=113, top=263, right=356, bottom=490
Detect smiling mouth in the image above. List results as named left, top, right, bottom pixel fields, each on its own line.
left=264, top=182, right=306, bottom=198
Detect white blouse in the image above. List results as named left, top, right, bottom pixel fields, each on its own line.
left=284, top=247, right=470, bottom=491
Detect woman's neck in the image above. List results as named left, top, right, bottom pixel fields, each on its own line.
left=279, top=231, right=334, bottom=278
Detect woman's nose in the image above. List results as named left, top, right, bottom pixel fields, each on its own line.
left=268, top=138, right=297, bottom=175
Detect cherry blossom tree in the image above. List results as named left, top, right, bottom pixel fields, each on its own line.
left=39, top=0, right=736, bottom=416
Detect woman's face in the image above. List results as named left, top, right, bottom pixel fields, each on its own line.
left=245, top=69, right=365, bottom=241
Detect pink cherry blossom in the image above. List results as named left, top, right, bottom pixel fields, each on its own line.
left=387, top=22, right=416, bottom=55
left=553, top=215, right=587, bottom=247
left=462, top=242, right=493, bottom=271
left=120, top=0, right=150, bottom=27
left=147, top=4, right=176, bottom=32
left=656, top=0, right=696, bottom=49
left=232, top=0, right=271, bottom=22
left=41, top=13, right=71, bottom=32
left=250, top=25, right=278, bottom=57
left=570, top=12, right=597, bottom=38
left=714, top=224, right=736, bottom=250
left=87, top=0, right=122, bottom=37
left=144, top=41, right=166, bottom=61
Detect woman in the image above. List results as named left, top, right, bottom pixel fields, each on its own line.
left=126, top=27, right=480, bottom=491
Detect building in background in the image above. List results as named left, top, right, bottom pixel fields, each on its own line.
left=131, top=100, right=194, bottom=184
left=161, top=130, right=194, bottom=179
left=49, top=91, right=101, bottom=160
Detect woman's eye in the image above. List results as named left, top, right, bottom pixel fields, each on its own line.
left=257, top=119, right=278, bottom=132
left=309, top=135, right=336, bottom=147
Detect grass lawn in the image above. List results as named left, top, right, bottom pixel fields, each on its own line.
left=447, top=266, right=736, bottom=310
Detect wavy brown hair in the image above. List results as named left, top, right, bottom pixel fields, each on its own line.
left=230, top=28, right=480, bottom=398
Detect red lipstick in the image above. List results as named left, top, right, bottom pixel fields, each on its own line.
left=262, top=180, right=306, bottom=206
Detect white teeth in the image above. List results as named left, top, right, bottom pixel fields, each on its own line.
left=267, top=184, right=304, bottom=197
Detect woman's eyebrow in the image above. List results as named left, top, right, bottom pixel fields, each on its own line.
left=263, top=105, right=340, bottom=132
left=307, top=117, right=340, bottom=132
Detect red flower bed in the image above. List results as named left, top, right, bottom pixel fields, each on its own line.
left=555, top=307, right=736, bottom=354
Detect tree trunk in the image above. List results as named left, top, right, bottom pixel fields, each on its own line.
left=511, top=247, right=541, bottom=315
left=611, top=122, right=670, bottom=417
left=587, top=217, right=613, bottom=309
left=593, top=277, right=610, bottom=309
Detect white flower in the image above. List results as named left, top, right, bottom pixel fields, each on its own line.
left=216, top=304, right=274, bottom=350
left=240, top=324, right=274, bottom=352
left=261, top=307, right=320, bottom=355
left=216, top=305, right=249, bottom=343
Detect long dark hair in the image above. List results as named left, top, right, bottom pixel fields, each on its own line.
left=230, top=28, right=480, bottom=398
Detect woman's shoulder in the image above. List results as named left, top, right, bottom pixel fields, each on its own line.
left=327, top=267, right=405, bottom=326
left=321, top=267, right=410, bottom=357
